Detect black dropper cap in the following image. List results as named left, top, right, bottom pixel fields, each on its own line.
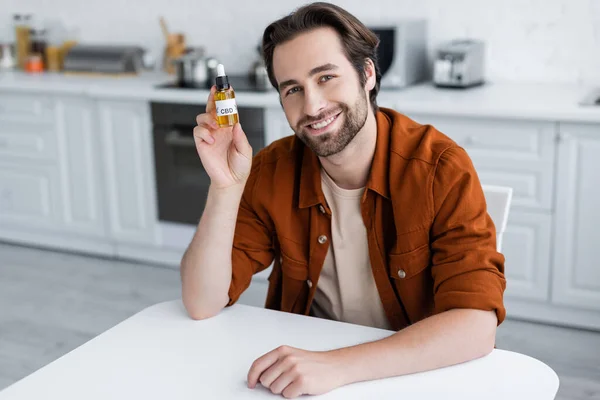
left=215, top=64, right=230, bottom=90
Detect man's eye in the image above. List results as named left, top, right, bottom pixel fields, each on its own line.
left=286, top=87, right=301, bottom=96
left=320, top=75, right=334, bottom=82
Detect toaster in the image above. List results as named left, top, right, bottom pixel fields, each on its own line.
left=63, top=44, right=145, bottom=75
left=433, top=39, right=485, bottom=88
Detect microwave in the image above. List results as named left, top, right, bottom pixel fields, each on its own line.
left=369, top=20, right=428, bottom=89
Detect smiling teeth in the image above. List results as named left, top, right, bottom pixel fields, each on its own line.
left=311, top=115, right=336, bottom=130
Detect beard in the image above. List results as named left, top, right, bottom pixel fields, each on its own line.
left=294, top=92, right=369, bottom=158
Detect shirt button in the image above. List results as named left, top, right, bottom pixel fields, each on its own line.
left=318, top=235, right=328, bottom=244
left=307, top=279, right=313, bottom=288
left=397, top=269, right=407, bottom=279
left=318, top=205, right=326, bottom=214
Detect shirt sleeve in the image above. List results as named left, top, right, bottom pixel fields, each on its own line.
left=430, top=146, right=507, bottom=324
left=227, top=152, right=275, bottom=306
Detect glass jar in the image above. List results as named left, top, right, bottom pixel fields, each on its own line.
left=14, top=14, right=32, bottom=70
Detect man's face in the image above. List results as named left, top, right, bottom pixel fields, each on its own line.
left=272, top=27, right=372, bottom=157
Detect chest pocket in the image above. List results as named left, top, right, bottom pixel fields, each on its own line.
left=388, top=244, right=434, bottom=323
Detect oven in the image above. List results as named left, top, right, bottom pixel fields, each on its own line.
left=151, top=102, right=265, bottom=226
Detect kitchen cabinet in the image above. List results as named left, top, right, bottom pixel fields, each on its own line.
left=0, top=93, right=107, bottom=251
left=98, top=99, right=159, bottom=245
left=0, top=94, right=104, bottom=236
left=552, top=123, right=600, bottom=311
left=55, top=96, right=106, bottom=237
left=0, top=92, right=55, bottom=124
left=0, top=161, right=63, bottom=230
left=0, top=92, right=62, bottom=232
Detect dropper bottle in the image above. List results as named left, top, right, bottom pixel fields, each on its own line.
left=214, top=64, right=239, bottom=128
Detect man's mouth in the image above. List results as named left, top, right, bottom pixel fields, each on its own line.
left=303, top=111, right=342, bottom=134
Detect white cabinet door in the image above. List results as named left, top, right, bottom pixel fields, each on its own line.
left=0, top=92, right=62, bottom=232
left=55, top=96, right=105, bottom=236
left=98, top=100, right=158, bottom=245
left=552, top=123, right=600, bottom=311
left=0, top=162, right=62, bottom=229
left=502, top=211, right=552, bottom=302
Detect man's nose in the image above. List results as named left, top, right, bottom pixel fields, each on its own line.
left=303, top=86, right=327, bottom=117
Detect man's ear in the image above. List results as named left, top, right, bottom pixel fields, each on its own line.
left=364, top=58, right=376, bottom=91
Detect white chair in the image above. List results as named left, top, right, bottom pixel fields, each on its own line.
left=482, top=185, right=513, bottom=252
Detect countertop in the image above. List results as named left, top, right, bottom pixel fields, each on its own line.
left=1, top=70, right=599, bottom=123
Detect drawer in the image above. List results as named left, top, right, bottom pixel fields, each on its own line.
left=409, top=115, right=556, bottom=211
left=0, top=120, right=58, bottom=161
left=0, top=93, right=56, bottom=124
left=0, top=162, right=62, bottom=230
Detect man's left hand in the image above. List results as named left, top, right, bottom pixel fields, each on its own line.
left=247, top=345, right=346, bottom=398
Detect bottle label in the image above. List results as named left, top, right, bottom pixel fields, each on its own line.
left=215, top=99, right=238, bottom=116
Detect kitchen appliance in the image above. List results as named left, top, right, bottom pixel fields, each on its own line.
left=369, top=20, right=428, bottom=89
left=62, top=44, right=145, bottom=75
left=172, top=47, right=208, bottom=87
left=248, top=45, right=272, bottom=91
left=151, top=102, right=265, bottom=225
left=433, top=39, right=485, bottom=88
left=206, top=57, right=220, bottom=84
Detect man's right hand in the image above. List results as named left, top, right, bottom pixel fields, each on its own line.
left=193, top=86, right=253, bottom=189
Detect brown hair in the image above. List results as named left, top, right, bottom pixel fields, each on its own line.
left=262, top=2, right=381, bottom=110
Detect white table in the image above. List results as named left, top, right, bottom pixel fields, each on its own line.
left=0, top=300, right=559, bottom=399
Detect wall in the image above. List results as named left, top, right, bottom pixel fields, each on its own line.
left=2, top=0, right=599, bottom=85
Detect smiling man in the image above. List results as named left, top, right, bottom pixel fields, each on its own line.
left=181, top=2, right=506, bottom=398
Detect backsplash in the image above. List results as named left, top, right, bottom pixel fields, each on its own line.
left=2, top=0, right=599, bottom=85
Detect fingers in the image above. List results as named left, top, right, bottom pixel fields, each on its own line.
left=194, top=112, right=219, bottom=145
left=269, top=370, right=297, bottom=396
left=193, top=125, right=215, bottom=145
left=247, top=349, right=280, bottom=389
left=281, top=380, right=304, bottom=399
left=258, top=357, right=290, bottom=391
left=205, top=86, right=217, bottom=116
left=232, top=123, right=253, bottom=157
left=196, top=113, right=218, bottom=130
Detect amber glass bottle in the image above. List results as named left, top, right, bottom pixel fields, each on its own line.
left=214, top=64, right=239, bottom=127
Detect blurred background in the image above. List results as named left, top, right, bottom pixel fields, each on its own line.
left=1, top=0, right=600, bottom=83
left=0, top=1, right=599, bottom=399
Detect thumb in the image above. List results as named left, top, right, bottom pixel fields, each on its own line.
left=232, top=123, right=252, bottom=158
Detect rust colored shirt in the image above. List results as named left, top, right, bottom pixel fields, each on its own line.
left=228, top=108, right=506, bottom=331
